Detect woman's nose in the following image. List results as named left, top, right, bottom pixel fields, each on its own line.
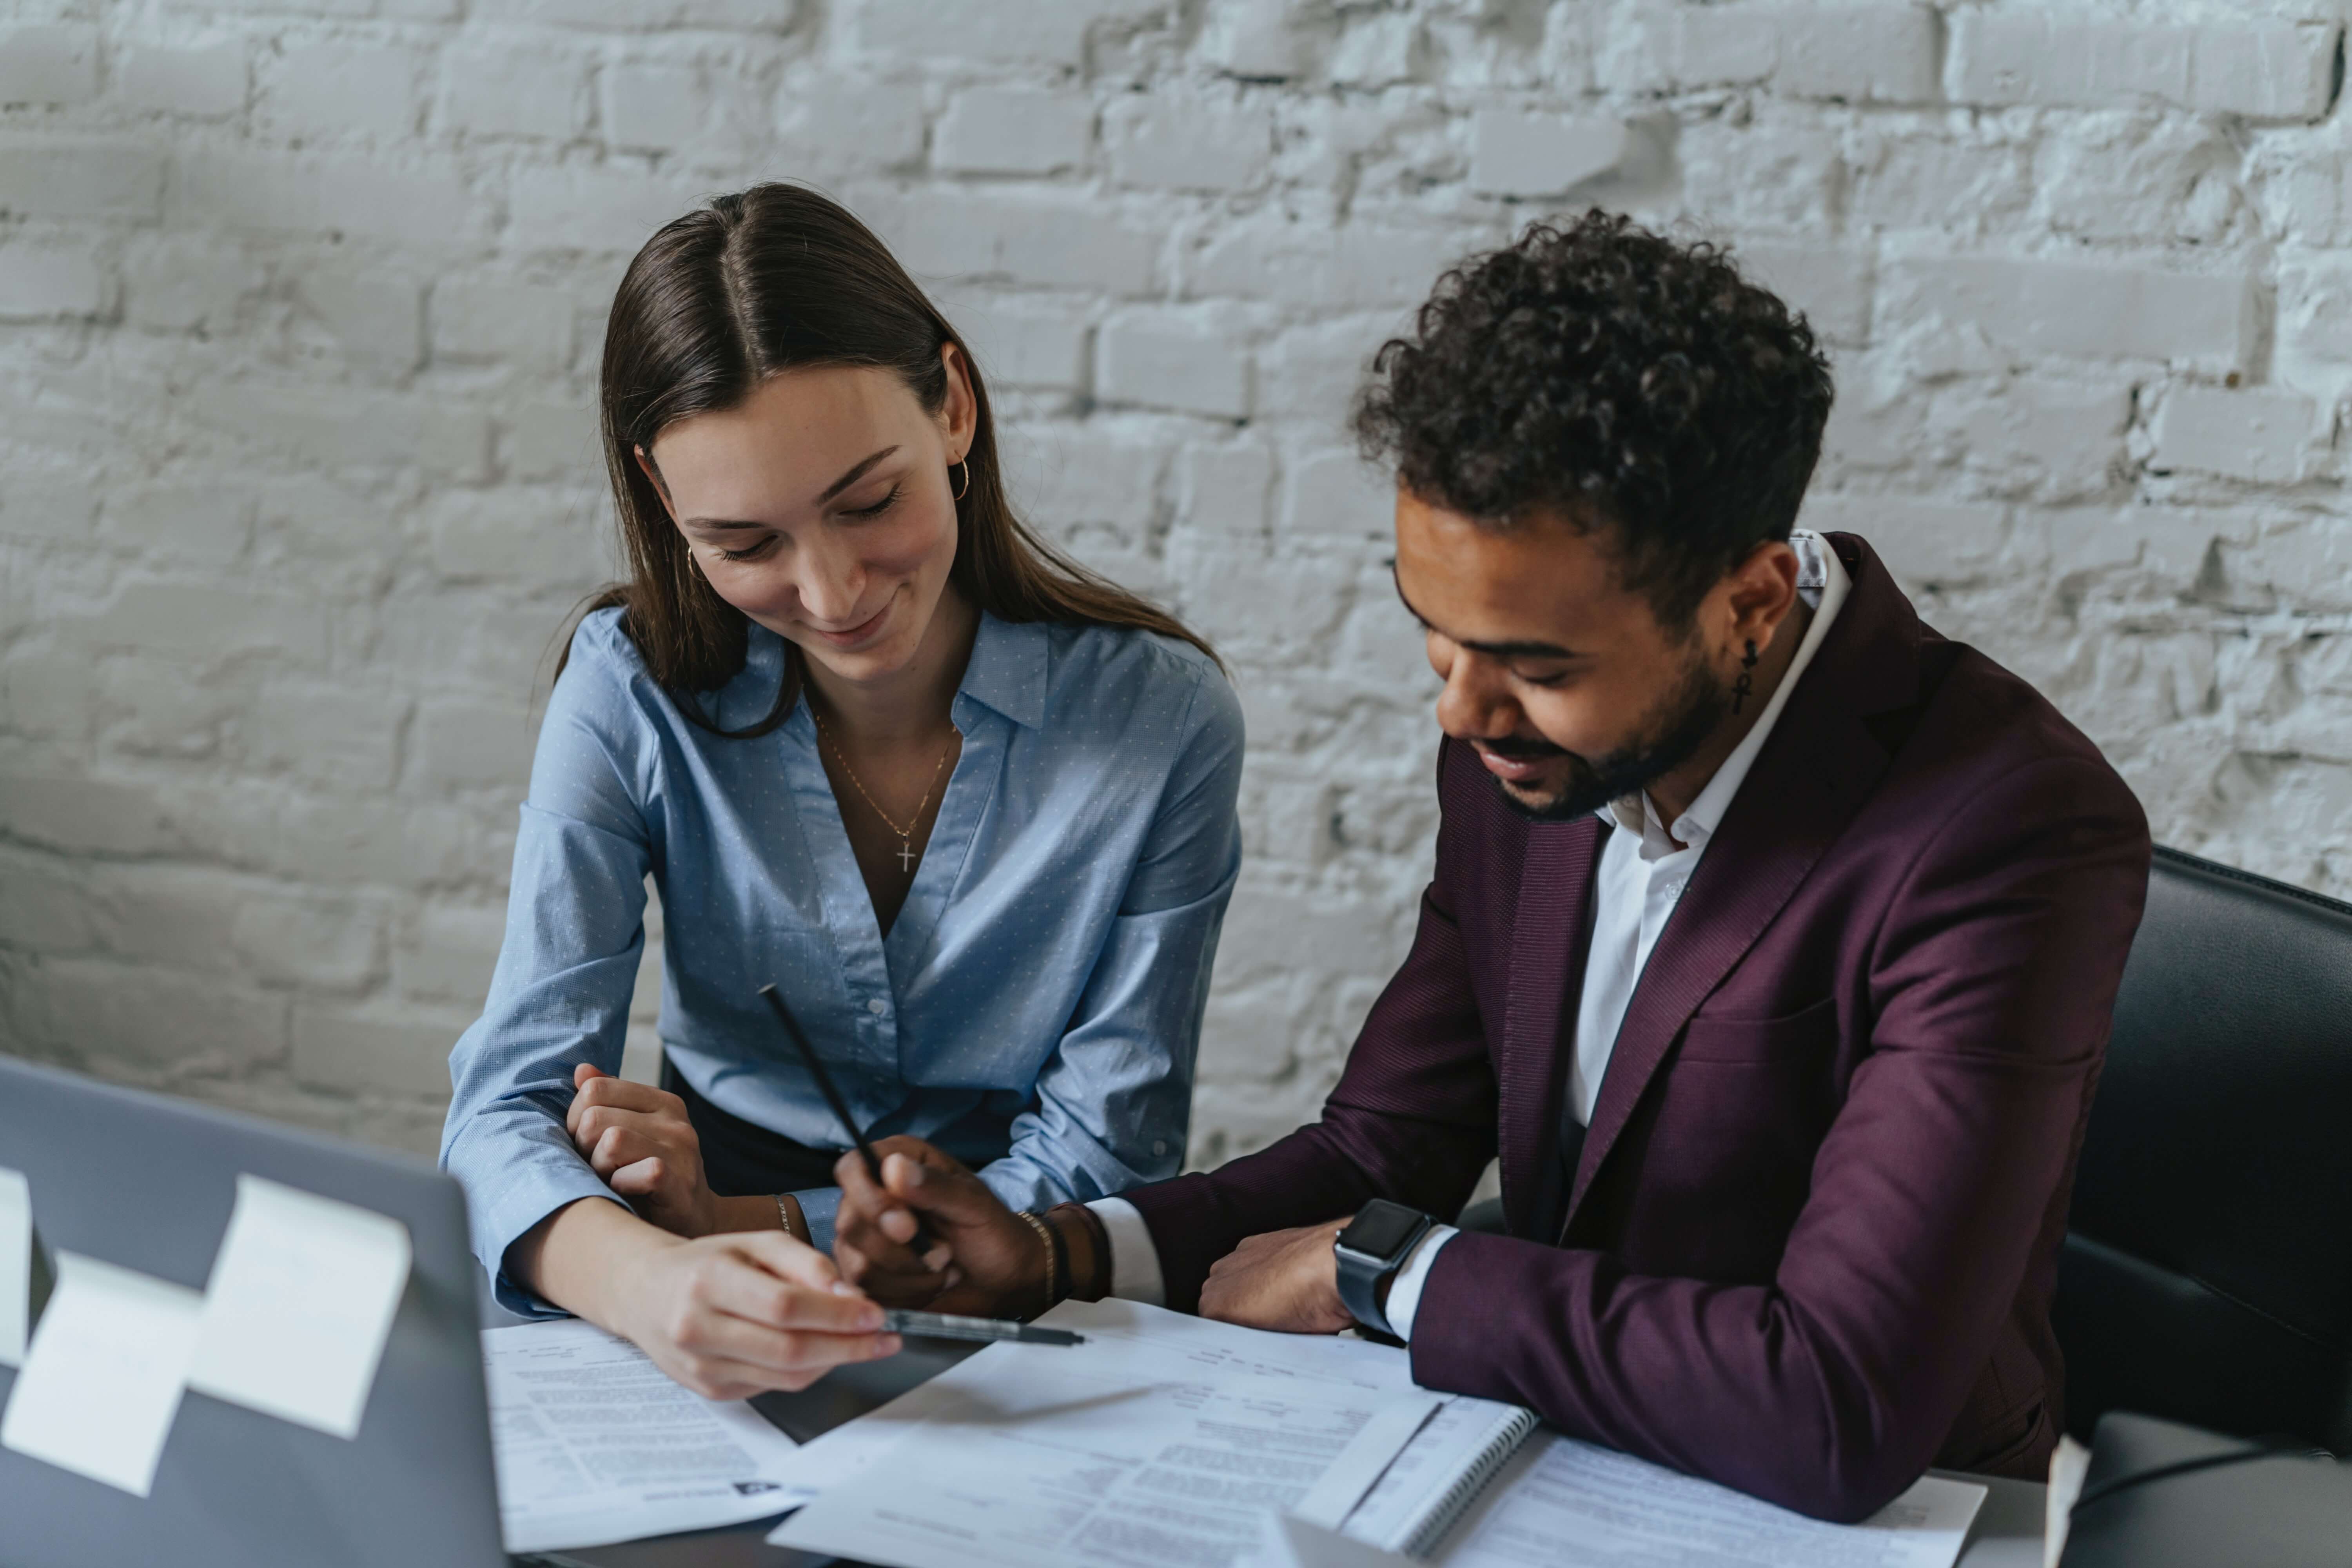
left=794, top=540, right=866, bottom=626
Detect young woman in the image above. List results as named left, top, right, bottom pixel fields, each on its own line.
left=439, top=184, right=1242, bottom=1397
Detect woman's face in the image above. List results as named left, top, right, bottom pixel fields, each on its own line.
left=643, top=348, right=976, bottom=688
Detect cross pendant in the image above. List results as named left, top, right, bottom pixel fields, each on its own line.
left=897, top=841, right=918, bottom=873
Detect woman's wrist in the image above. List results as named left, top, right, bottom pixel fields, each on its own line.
left=517, top=1196, right=686, bottom=1331
left=703, top=1193, right=789, bottom=1238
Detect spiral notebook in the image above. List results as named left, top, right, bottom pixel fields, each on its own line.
left=1337, top=1395, right=1540, bottom=1556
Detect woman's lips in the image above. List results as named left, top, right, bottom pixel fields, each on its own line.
left=802, top=602, right=891, bottom=650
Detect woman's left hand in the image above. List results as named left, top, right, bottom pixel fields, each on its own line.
left=566, top=1064, right=722, bottom=1239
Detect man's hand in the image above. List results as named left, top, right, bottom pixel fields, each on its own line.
left=833, top=1137, right=1048, bottom=1316
left=1198, top=1221, right=1356, bottom=1335
left=566, top=1064, right=719, bottom=1239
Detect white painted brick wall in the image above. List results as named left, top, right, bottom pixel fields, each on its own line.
left=7, top=0, right=2352, bottom=1174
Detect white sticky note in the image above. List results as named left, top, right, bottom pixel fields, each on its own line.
left=0, top=1251, right=203, bottom=1496
left=0, top=1166, right=30, bottom=1366
left=187, top=1174, right=412, bottom=1440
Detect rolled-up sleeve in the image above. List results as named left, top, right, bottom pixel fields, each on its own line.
left=977, top=665, right=1245, bottom=1213
left=439, top=632, right=659, bottom=1317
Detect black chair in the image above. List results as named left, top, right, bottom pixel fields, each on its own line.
left=2055, top=846, right=2352, bottom=1452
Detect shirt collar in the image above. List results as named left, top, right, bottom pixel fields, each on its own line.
left=955, top=611, right=1049, bottom=730
left=1601, top=530, right=1852, bottom=860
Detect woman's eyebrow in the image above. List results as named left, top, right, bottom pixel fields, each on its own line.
left=816, top=445, right=900, bottom=503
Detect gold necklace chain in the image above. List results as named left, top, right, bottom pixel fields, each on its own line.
left=809, top=708, right=956, bottom=864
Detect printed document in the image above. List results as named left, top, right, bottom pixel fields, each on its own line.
left=0, top=1250, right=203, bottom=1497
left=1434, top=1432, right=1987, bottom=1568
left=0, top=1165, right=30, bottom=1366
left=768, top=1297, right=1418, bottom=1503
left=188, top=1174, right=412, bottom=1439
left=483, top=1317, right=810, bottom=1553
left=772, top=1345, right=1439, bottom=1568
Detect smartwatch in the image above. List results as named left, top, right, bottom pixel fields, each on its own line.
left=1333, top=1199, right=1432, bottom=1339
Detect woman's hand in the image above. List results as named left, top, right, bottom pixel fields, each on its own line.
left=832, top=1137, right=1049, bottom=1316
left=615, top=1229, right=900, bottom=1398
left=519, top=1198, right=900, bottom=1399
left=566, top=1064, right=719, bottom=1238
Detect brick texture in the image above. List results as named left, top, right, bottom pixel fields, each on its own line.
left=5, top=0, right=2352, bottom=1171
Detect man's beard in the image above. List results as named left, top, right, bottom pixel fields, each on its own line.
left=1489, top=653, right=1730, bottom=824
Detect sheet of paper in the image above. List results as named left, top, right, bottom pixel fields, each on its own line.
left=0, top=1250, right=203, bottom=1496
left=1433, top=1432, right=1988, bottom=1568
left=1295, top=1395, right=1443, bottom=1528
left=483, top=1318, right=811, bottom=1553
left=2044, top=1434, right=2090, bottom=1568
left=1056, top=1298, right=1419, bottom=1393
left=187, top=1174, right=413, bottom=1439
left=0, top=1165, right=30, bottom=1367
left=768, top=1297, right=1420, bottom=1503
left=773, top=1350, right=1437, bottom=1568
left=1259, top=1512, right=1419, bottom=1568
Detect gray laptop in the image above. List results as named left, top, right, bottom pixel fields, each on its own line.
left=0, top=1054, right=514, bottom=1568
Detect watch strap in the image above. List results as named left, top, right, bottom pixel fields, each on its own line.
left=1334, top=1207, right=1431, bottom=1338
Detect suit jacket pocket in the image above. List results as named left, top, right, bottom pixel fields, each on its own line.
left=1675, top=995, right=1838, bottom=1064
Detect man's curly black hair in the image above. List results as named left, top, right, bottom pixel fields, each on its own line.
left=1353, top=211, right=1836, bottom=630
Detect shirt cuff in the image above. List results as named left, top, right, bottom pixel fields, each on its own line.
left=1381, top=1224, right=1456, bottom=1341
left=792, top=1186, right=843, bottom=1253
left=479, top=1178, right=633, bottom=1320
left=1085, top=1196, right=1165, bottom=1307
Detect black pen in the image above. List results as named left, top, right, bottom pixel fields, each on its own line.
left=881, top=1308, right=1083, bottom=1347
left=756, top=983, right=935, bottom=1253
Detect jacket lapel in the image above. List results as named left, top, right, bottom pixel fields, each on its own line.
left=1561, top=533, right=1923, bottom=1231
left=1497, top=815, right=1601, bottom=1237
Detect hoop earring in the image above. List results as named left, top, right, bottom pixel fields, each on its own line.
left=1730, top=639, right=1760, bottom=715
left=951, top=458, right=971, bottom=501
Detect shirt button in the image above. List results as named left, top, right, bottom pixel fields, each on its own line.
left=1153, top=1140, right=1169, bottom=1156
left=866, top=998, right=887, bottom=1016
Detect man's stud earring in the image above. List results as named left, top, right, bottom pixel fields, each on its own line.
left=1730, top=639, right=1760, bottom=715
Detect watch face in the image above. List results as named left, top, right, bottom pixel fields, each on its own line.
left=1339, top=1201, right=1425, bottom=1261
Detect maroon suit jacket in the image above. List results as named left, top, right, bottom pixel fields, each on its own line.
left=1124, top=534, right=2152, bottom=1521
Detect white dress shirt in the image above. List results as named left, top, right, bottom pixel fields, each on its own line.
left=1093, top=532, right=1853, bottom=1335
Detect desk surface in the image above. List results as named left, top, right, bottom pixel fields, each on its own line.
left=539, top=1339, right=2049, bottom=1568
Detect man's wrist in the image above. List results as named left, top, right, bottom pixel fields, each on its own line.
left=1045, top=1203, right=1111, bottom=1301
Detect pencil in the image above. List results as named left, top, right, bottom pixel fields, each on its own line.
left=755, top=983, right=935, bottom=1252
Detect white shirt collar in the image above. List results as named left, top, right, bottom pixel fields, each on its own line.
left=1602, top=531, right=1852, bottom=862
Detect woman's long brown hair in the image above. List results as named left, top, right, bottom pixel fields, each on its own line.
left=568, top=181, right=1216, bottom=737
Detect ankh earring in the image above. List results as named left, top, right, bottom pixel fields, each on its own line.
left=1730, top=639, right=1760, bottom=714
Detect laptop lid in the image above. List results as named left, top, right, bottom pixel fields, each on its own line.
left=0, top=1054, right=507, bottom=1568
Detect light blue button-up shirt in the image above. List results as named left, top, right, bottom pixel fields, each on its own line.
left=440, top=607, right=1243, bottom=1315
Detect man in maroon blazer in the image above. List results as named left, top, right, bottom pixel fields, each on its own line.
left=825, top=213, right=2153, bottom=1522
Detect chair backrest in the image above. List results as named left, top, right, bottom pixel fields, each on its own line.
left=2054, top=846, right=2352, bottom=1451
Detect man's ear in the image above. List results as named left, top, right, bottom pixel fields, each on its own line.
left=634, top=445, right=675, bottom=515
left=1720, top=539, right=1802, bottom=653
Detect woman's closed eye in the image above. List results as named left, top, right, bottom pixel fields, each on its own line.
left=715, top=535, right=779, bottom=563
left=837, top=482, right=902, bottom=521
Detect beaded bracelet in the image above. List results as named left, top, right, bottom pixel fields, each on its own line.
left=1013, top=1208, right=1063, bottom=1314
